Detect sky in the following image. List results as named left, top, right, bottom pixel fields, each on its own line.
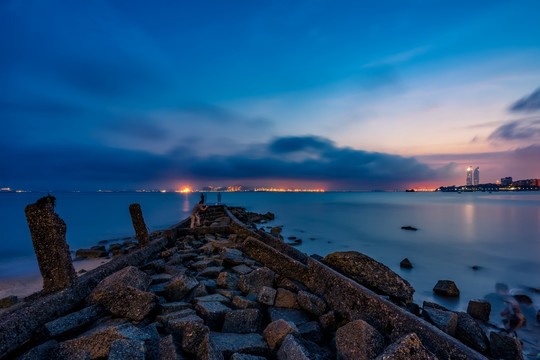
left=1, top=0, right=540, bottom=191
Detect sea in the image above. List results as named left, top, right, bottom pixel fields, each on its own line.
left=1, top=191, right=539, bottom=315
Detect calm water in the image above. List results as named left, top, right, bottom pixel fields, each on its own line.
left=1, top=191, right=539, bottom=313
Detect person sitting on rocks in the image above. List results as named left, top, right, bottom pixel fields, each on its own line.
left=190, top=200, right=208, bottom=228
left=495, top=283, right=526, bottom=335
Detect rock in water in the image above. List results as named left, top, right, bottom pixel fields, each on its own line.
left=399, top=258, right=413, bottom=269
left=489, top=332, right=524, bottom=360
left=322, top=251, right=414, bottom=303
left=433, top=280, right=460, bottom=297
left=455, top=312, right=489, bottom=354
left=401, top=226, right=418, bottom=231
left=466, top=299, right=491, bottom=321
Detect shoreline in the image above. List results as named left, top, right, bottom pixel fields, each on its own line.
left=0, top=258, right=111, bottom=300
left=0, top=207, right=536, bottom=359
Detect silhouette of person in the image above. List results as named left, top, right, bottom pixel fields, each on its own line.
left=190, top=200, right=208, bottom=228
left=217, top=192, right=222, bottom=205
left=495, top=283, right=526, bottom=334
left=200, top=193, right=205, bottom=204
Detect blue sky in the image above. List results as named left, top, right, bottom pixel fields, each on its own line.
left=1, top=0, right=540, bottom=190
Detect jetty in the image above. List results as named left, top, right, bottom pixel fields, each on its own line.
left=0, top=199, right=520, bottom=359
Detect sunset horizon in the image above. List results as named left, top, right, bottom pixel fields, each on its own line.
left=2, top=1, right=539, bottom=190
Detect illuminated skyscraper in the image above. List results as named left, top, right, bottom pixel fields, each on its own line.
left=466, top=166, right=473, bottom=186
left=473, top=167, right=479, bottom=186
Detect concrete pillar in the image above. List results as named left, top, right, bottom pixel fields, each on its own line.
left=129, top=203, right=149, bottom=247
left=25, top=195, right=77, bottom=293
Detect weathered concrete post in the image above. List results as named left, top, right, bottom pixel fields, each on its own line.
left=25, top=195, right=77, bottom=293
left=129, top=203, right=149, bottom=247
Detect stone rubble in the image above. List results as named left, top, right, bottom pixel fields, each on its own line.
left=0, top=204, right=506, bottom=359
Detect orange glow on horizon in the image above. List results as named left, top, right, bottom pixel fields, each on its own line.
left=176, top=187, right=192, bottom=193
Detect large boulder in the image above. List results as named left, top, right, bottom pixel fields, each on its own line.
left=211, top=332, right=269, bottom=359
left=89, top=266, right=151, bottom=293
left=274, top=288, right=299, bottom=309
left=157, top=335, right=184, bottom=360
left=195, top=301, right=231, bottom=330
left=87, top=266, right=157, bottom=321
left=423, top=307, right=457, bottom=336
left=257, top=286, right=277, bottom=306
left=222, top=309, right=262, bottom=334
left=322, top=251, right=414, bottom=303
left=374, top=333, right=438, bottom=360
left=276, top=334, right=311, bottom=360
left=58, top=323, right=151, bottom=359
left=197, top=332, right=225, bottom=360
left=455, top=312, right=489, bottom=354
left=335, top=319, right=384, bottom=360
left=45, top=305, right=105, bottom=338
left=165, top=273, right=199, bottom=301
left=168, top=315, right=207, bottom=354
left=263, top=319, right=298, bottom=351
left=238, top=267, right=275, bottom=294
left=489, top=332, right=524, bottom=360
left=297, top=290, right=327, bottom=316
left=108, top=339, right=145, bottom=360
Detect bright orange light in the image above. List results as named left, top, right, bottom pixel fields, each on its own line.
left=177, top=187, right=191, bottom=193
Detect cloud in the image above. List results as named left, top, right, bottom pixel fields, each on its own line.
left=488, top=117, right=540, bottom=141
left=509, top=87, right=540, bottom=113
left=105, top=120, right=169, bottom=142
left=269, top=136, right=334, bottom=154
left=0, top=135, right=456, bottom=190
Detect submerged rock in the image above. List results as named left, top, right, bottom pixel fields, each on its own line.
left=399, top=258, right=413, bottom=269
left=322, top=251, right=414, bottom=303
left=433, top=280, right=460, bottom=297
left=401, top=226, right=418, bottom=231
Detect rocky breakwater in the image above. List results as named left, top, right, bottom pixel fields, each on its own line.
left=0, top=204, right=498, bottom=359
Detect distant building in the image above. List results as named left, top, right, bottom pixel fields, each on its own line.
left=512, top=179, right=540, bottom=189
left=466, top=166, right=473, bottom=186
left=473, top=167, right=479, bottom=186
left=501, top=177, right=513, bottom=187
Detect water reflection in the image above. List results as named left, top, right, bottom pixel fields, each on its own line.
left=182, top=193, right=190, bottom=213
left=463, top=203, right=475, bottom=241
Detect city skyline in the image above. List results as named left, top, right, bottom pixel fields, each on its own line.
left=1, top=1, right=540, bottom=191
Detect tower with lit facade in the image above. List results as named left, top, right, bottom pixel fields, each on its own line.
left=466, top=166, right=473, bottom=186
left=473, top=167, right=479, bottom=186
